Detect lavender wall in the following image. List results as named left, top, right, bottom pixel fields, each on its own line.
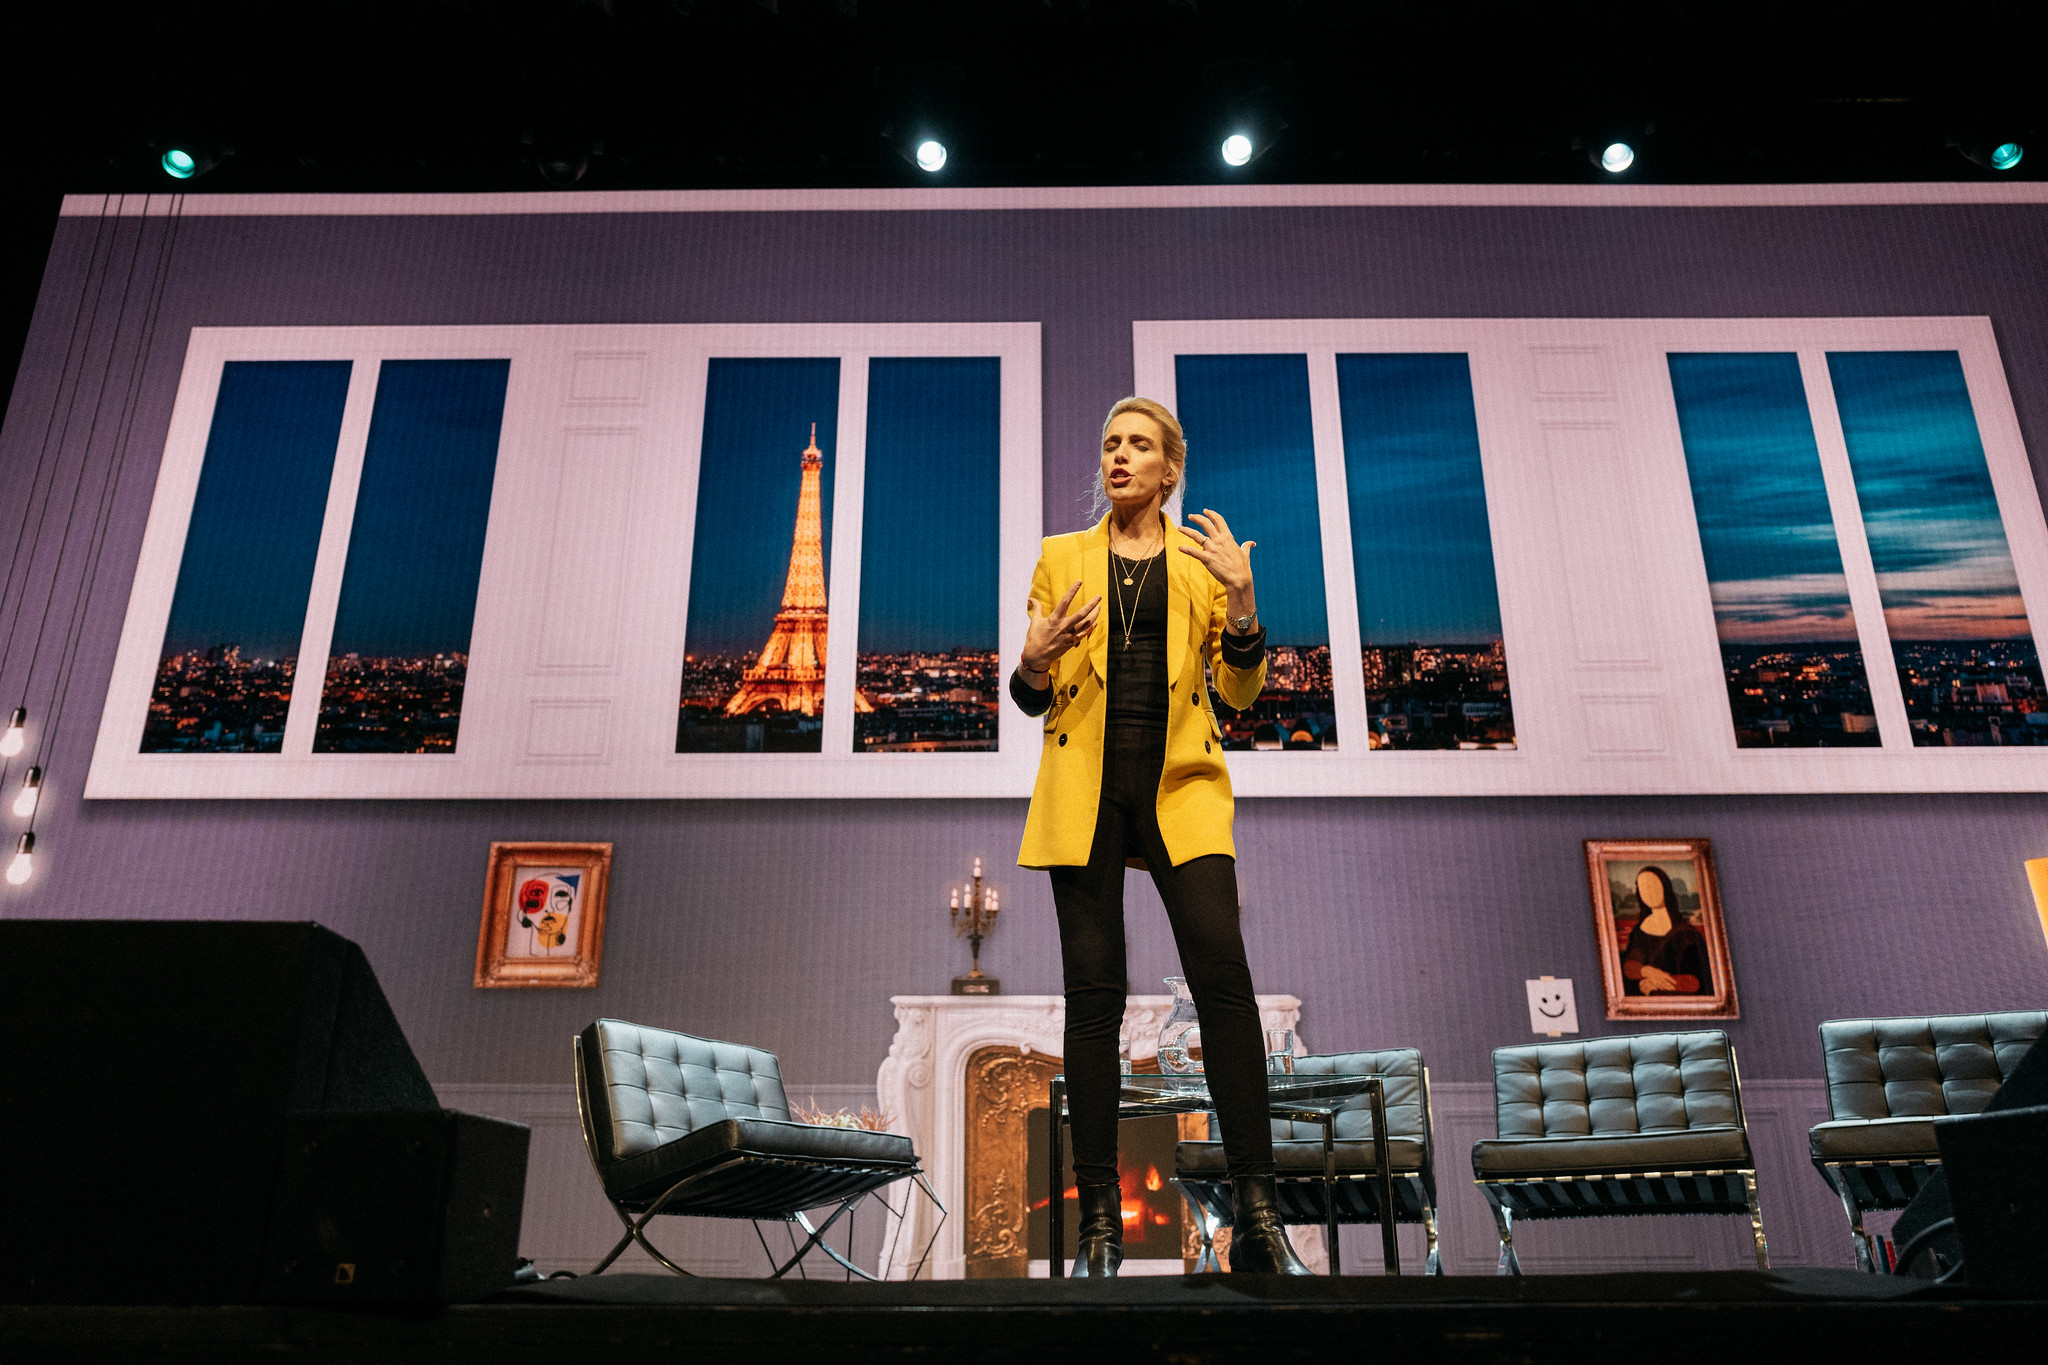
left=3, top=197, right=2047, bottom=1109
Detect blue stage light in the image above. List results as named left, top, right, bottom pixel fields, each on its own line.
left=161, top=149, right=197, bottom=179
left=915, top=140, right=947, bottom=172
left=1599, top=142, right=1635, bottom=173
left=1991, top=142, right=2024, bottom=171
left=1221, top=133, right=1253, bottom=167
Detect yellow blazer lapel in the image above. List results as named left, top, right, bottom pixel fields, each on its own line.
left=1082, top=514, right=1110, bottom=683
left=1164, top=515, right=1192, bottom=690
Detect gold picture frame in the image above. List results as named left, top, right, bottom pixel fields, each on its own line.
left=1584, top=838, right=1738, bottom=1020
left=474, top=841, right=612, bottom=989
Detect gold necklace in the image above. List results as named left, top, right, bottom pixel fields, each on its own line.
left=1111, top=544, right=1158, bottom=651
left=1109, top=519, right=1162, bottom=583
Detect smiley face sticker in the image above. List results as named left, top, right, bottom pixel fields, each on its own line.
left=1524, top=977, right=1580, bottom=1036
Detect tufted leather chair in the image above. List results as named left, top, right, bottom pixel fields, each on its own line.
left=1470, top=1031, right=1767, bottom=1274
left=1174, top=1048, right=1443, bottom=1274
left=574, top=1019, right=927, bottom=1278
left=1808, top=1011, right=2047, bottom=1272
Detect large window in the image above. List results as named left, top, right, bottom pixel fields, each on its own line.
left=90, top=324, right=1041, bottom=799
left=1134, top=316, right=2047, bottom=796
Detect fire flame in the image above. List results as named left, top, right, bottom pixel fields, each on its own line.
left=1144, top=1164, right=1162, bottom=1192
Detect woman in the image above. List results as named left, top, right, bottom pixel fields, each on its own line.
left=1009, top=396, right=1309, bottom=1277
left=1622, top=866, right=1713, bottom=996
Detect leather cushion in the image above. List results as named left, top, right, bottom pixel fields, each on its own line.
left=1471, top=1124, right=1751, bottom=1178
left=1808, top=1116, right=1940, bottom=1163
left=1492, top=1031, right=1738, bottom=1139
left=581, top=1019, right=791, bottom=1162
left=606, top=1116, right=915, bottom=1202
left=1201, top=1049, right=1431, bottom=1146
left=1176, top=1137, right=1425, bottom=1177
left=1818, top=1012, right=2047, bottom=1121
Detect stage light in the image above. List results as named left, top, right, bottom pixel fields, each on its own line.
left=0, top=709, right=24, bottom=757
left=161, top=149, right=197, bottom=179
left=1599, top=142, right=1635, bottom=173
left=1992, top=142, right=2025, bottom=170
left=1221, top=133, right=1254, bottom=167
left=915, top=139, right=947, bottom=172
left=12, top=767, right=39, bottom=820
left=7, top=832, right=32, bottom=885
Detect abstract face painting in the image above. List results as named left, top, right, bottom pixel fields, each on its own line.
left=506, top=868, right=582, bottom=957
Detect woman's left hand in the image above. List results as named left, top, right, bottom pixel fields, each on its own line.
left=1180, top=509, right=1256, bottom=594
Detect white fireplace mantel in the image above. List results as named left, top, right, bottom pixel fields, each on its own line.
left=874, top=992, right=1303, bottom=1280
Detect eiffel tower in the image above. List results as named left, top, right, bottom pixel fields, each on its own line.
left=724, top=424, right=873, bottom=718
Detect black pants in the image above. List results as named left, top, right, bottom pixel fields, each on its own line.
left=1050, top=726, right=1274, bottom=1188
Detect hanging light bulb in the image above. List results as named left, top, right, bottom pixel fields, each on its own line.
left=6, top=831, right=32, bottom=885
left=12, top=767, right=40, bottom=819
left=0, top=708, right=24, bottom=757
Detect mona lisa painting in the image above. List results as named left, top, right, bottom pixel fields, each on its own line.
left=1584, top=838, right=1739, bottom=1020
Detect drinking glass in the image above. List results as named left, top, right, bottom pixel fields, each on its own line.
left=1265, top=1027, right=1296, bottom=1075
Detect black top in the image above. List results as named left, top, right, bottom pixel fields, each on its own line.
left=1008, top=547, right=1269, bottom=723
left=1105, top=548, right=1171, bottom=731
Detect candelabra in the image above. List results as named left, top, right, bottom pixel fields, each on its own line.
left=949, top=856, right=1001, bottom=995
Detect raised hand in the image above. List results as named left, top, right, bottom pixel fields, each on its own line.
left=1179, top=509, right=1258, bottom=626
left=1022, top=579, right=1103, bottom=678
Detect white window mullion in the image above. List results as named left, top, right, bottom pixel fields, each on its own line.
left=1797, top=349, right=1913, bottom=750
left=1304, top=350, right=1367, bottom=754
left=279, top=357, right=380, bottom=755
left=820, top=355, right=869, bottom=756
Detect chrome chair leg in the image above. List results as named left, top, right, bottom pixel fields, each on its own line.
left=1490, top=1200, right=1522, bottom=1277
left=1741, top=1170, right=1771, bottom=1271
left=1421, top=1201, right=1442, bottom=1276
left=1174, top=1180, right=1225, bottom=1273
left=1833, top=1176, right=1878, bottom=1273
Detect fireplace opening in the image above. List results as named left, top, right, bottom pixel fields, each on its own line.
left=1024, top=1108, right=1185, bottom=1261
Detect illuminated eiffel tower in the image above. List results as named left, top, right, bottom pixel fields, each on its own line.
left=725, top=424, right=872, bottom=718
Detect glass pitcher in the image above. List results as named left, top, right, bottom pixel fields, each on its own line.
left=1156, top=976, right=1204, bottom=1074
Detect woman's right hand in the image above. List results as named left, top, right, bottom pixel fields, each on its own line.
left=1021, top=580, right=1102, bottom=680
left=1639, top=965, right=1680, bottom=994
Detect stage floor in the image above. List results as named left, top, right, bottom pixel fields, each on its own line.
left=5, top=1269, right=2037, bottom=1364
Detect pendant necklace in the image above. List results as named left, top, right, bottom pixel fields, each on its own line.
left=1110, top=522, right=1161, bottom=651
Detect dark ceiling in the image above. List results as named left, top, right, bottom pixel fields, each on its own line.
left=3, top=0, right=2044, bottom=195
left=0, top=0, right=2041, bottom=403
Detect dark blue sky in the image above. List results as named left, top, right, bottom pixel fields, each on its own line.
left=684, top=358, right=841, bottom=656
left=159, top=360, right=351, bottom=660
left=326, top=359, right=509, bottom=659
left=1830, top=349, right=2032, bottom=641
left=1337, top=353, right=1507, bottom=645
left=1172, top=354, right=1329, bottom=646
left=857, top=357, right=999, bottom=654
left=1668, top=351, right=1860, bottom=643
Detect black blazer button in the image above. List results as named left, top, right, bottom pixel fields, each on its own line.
left=1191, top=692, right=1200, bottom=705
left=1058, top=734, right=1068, bottom=746
left=1069, top=684, right=1079, bottom=697
left=1204, top=740, right=1212, bottom=753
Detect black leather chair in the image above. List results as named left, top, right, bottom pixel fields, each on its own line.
left=1809, top=1010, right=2047, bottom=1272
left=1174, top=1048, right=1442, bottom=1275
left=574, top=1018, right=936, bottom=1278
left=1471, top=1031, right=1767, bottom=1274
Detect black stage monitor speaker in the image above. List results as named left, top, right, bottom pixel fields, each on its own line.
left=263, top=1109, right=529, bottom=1303
left=1936, top=1102, right=2048, bottom=1295
left=0, top=921, right=522, bottom=1304
left=1892, top=1028, right=2048, bottom=1281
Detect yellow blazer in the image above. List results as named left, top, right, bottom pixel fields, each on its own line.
left=1015, top=514, right=1267, bottom=870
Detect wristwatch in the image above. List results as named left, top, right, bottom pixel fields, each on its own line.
left=1230, top=612, right=1258, bottom=633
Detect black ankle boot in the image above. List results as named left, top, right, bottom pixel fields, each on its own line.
left=1228, top=1174, right=1311, bottom=1275
left=1071, top=1182, right=1123, bottom=1279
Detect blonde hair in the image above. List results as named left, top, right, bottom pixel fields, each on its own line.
left=1089, top=396, right=1187, bottom=524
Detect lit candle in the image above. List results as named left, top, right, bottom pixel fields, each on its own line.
left=950, top=888, right=959, bottom=911
left=973, top=856, right=983, bottom=879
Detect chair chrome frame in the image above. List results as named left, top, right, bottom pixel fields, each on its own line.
left=1174, top=1064, right=1444, bottom=1276
left=1473, top=1039, right=1770, bottom=1275
left=573, top=1034, right=945, bottom=1280
left=1818, top=1158, right=1942, bottom=1273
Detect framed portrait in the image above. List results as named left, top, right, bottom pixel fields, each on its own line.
left=474, top=841, right=612, bottom=988
left=1584, top=838, right=1738, bottom=1020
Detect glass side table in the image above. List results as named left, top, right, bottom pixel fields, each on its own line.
left=1046, top=1072, right=1396, bottom=1277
